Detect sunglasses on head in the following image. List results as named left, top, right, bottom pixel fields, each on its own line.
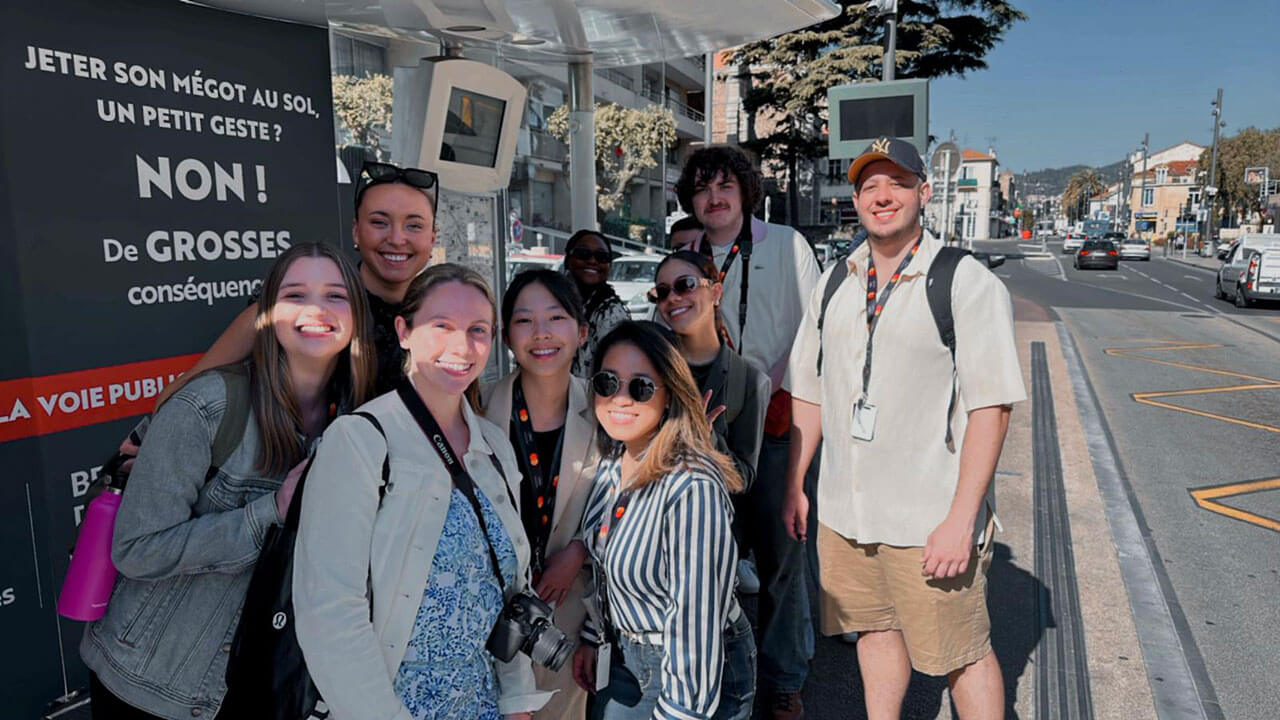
left=355, top=162, right=439, bottom=210
left=568, top=247, right=612, bottom=264
left=647, top=275, right=711, bottom=303
left=591, top=370, right=661, bottom=403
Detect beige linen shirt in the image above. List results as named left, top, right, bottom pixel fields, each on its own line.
left=785, top=230, right=1026, bottom=547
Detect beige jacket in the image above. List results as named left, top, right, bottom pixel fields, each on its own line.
left=293, top=390, right=553, bottom=720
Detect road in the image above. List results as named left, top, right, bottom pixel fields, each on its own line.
left=772, top=237, right=1280, bottom=720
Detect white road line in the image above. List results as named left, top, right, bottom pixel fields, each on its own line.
left=1180, top=292, right=1199, bottom=302
left=1184, top=275, right=1201, bottom=280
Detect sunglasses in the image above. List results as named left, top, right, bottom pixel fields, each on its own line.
left=591, top=370, right=661, bottom=403
left=647, top=275, right=711, bottom=303
left=355, top=162, right=439, bottom=210
left=568, top=247, right=613, bottom=264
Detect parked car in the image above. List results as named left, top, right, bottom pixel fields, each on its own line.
left=1118, top=237, right=1151, bottom=261
left=1063, top=231, right=1087, bottom=254
left=505, top=253, right=563, bottom=282
left=1216, top=241, right=1235, bottom=261
left=610, top=253, right=664, bottom=318
left=1217, top=237, right=1280, bottom=307
left=1075, top=240, right=1119, bottom=270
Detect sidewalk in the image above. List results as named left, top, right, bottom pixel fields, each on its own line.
left=1161, top=251, right=1219, bottom=273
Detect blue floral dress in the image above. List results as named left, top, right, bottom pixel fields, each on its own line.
left=393, top=487, right=519, bottom=719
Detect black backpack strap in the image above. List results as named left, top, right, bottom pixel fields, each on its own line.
left=925, top=247, right=971, bottom=449
left=209, top=363, right=252, bottom=474
left=815, top=261, right=849, bottom=376
left=350, top=411, right=391, bottom=500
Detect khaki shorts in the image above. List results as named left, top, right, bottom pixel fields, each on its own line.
left=816, top=522, right=994, bottom=676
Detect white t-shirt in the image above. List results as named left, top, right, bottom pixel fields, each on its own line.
left=685, top=217, right=821, bottom=391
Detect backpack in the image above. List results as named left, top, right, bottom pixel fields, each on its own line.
left=225, top=411, right=391, bottom=720
left=815, top=245, right=972, bottom=446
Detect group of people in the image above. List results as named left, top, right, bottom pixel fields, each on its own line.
left=80, top=138, right=1023, bottom=720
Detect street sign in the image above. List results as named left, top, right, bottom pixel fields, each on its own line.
left=1244, top=166, right=1269, bottom=185
left=930, top=141, right=960, bottom=178
left=827, top=79, right=930, bottom=157
left=510, top=218, right=523, bottom=243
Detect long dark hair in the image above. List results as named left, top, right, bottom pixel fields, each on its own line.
left=501, top=268, right=587, bottom=340
left=251, top=242, right=376, bottom=476
left=564, top=229, right=619, bottom=317
left=655, top=250, right=729, bottom=346
left=591, top=321, right=741, bottom=492
left=396, top=263, right=498, bottom=412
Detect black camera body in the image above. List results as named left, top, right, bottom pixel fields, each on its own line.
left=487, top=591, right=574, bottom=672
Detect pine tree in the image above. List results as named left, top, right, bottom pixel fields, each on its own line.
left=730, top=1, right=1026, bottom=225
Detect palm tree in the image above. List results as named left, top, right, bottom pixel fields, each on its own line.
left=1062, top=169, right=1108, bottom=224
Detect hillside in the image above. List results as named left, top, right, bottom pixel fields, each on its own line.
left=1023, top=159, right=1126, bottom=196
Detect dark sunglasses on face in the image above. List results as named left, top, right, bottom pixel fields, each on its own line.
left=568, top=247, right=612, bottom=264
left=647, top=275, right=711, bottom=303
left=592, top=370, right=660, bottom=403
left=355, top=162, right=439, bottom=211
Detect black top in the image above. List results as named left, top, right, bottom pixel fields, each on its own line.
left=366, top=290, right=406, bottom=396
left=688, top=358, right=714, bottom=389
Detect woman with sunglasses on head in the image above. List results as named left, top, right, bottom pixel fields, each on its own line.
left=571, top=321, right=756, bottom=720
left=80, top=243, right=375, bottom=719
left=294, top=264, right=551, bottom=720
left=146, top=162, right=439, bottom=413
left=563, top=229, right=630, bottom=378
left=650, top=251, right=769, bottom=496
left=481, top=269, right=601, bottom=719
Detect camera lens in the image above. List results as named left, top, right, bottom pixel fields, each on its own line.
left=528, top=621, right=574, bottom=672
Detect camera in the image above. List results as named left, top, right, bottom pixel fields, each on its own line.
left=487, top=591, right=574, bottom=671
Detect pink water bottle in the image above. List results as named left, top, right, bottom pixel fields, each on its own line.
left=58, top=486, right=124, bottom=621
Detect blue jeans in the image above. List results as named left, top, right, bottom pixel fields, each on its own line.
left=600, top=614, right=756, bottom=720
left=735, top=434, right=815, bottom=694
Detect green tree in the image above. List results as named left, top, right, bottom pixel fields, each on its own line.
left=730, top=1, right=1026, bottom=224
left=1062, top=169, right=1106, bottom=224
left=1195, top=126, right=1280, bottom=227
left=332, top=74, right=393, bottom=156
left=548, top=103, right=677, bottom=216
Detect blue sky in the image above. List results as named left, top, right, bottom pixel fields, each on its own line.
left=926, top=0, right=1280, bottom=173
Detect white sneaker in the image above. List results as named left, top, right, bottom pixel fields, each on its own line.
left=737, top=558, right=761, bottom=594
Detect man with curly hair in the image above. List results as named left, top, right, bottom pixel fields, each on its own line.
left=675, top=145, right=822, bottom=720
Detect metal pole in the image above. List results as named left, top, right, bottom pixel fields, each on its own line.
left=704, top=52, right=714, bottom=145
left=941, top=150, right=953, bottom=246
left=568, top=59, right=598, bottom=232
left=1206, top=88, right=1223, bottom=255
left=1138, top=132, right=1150, bottom=252
left=882, top=9, right=897, bottom=81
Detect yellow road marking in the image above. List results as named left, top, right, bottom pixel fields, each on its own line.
left=1189, top=478, right=1280, bottom=534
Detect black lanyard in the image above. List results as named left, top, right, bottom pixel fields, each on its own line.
left=860, top=239, right=922, bottom=399
left=698, top=222, right=753, bottom=353
left=395, top=378, right=516, bottom=591
left=510, top=378, right=565, bottom=577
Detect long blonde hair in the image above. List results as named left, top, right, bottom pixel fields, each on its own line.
left=592, top=321, right=742, bottom=492
left=396, top=263, right=498, bottom=412
left=251, top=242, right=375, bottom=476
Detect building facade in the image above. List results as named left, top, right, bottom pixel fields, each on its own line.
left=925, top=148, right=1002, bottom=243
left=1126, top=141, right=1206, bottom=239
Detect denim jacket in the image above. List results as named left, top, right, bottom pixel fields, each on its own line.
left=80, top=369, right=284, bottom=719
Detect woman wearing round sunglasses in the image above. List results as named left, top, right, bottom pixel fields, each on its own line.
left=572, top=321, right=756, bottom=720
left=481, top=269, right=601, bottom=719
left=145, top=162, right=439, bottom=413
left=563, top=230, right=629, bottom=378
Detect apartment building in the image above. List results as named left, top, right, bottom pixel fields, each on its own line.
left=925, top=148, right=1002, bottom=243
left=1125, top=141, right=1206, bottom=238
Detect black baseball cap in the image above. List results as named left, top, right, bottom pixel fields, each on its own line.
left=846, top=136, right=926, bottom=186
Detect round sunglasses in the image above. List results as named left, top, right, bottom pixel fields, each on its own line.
left=647, top=275, right=711, bottom=303
left=591, top=370, right=661, bottom=403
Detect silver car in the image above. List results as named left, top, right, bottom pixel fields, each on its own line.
left=1118, top=237, right=1150, bottom=261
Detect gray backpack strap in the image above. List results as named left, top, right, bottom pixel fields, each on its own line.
left=210, top=363, right=252, bottom=473
left=815, top=260, right=849, bottom=377
left=925, top=247, right=971, bottom=449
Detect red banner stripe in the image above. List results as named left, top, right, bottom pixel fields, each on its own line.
left=0, top=354, right=203, bottom=443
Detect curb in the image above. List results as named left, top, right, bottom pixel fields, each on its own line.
left=1163, top=256, right=1218, bottom=274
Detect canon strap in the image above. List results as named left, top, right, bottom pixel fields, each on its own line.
left=395, top=378, right=517, bottom=592
left=510, top=378, right=565, bottom=577
left=859, top=238, right=922, bottom=401
left=698, top=221, right=754, bottom=354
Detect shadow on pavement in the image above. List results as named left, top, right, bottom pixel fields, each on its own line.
left=749, top=541, right=1044, bottom=720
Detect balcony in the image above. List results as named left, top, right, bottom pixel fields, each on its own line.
left=596, top=67, right=635, bottom=91
left=520, top=128, right=567, bottom=165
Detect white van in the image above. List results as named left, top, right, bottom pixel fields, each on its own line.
left=1216, top=234, right=1280, bottom=307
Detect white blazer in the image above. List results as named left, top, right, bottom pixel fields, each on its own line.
left=293, top=390, right=553, bottom=720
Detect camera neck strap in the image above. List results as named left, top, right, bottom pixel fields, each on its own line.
left=860, top=238, right=921, bottom=401
left=396, top=378, right=514, bottom=592
left=510, top=378, right=565, bottom=577
left=698, top=220, right=753, bottom=354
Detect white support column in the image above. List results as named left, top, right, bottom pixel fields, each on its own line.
left=568, top=59, right=598, bottom=231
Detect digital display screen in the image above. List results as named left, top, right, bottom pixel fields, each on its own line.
left=440, top=88, right=507, bottom=168
left=838, top=95, right=914, bottom=141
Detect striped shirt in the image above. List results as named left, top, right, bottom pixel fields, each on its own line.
left=580, top=451, right=739, bottom=720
